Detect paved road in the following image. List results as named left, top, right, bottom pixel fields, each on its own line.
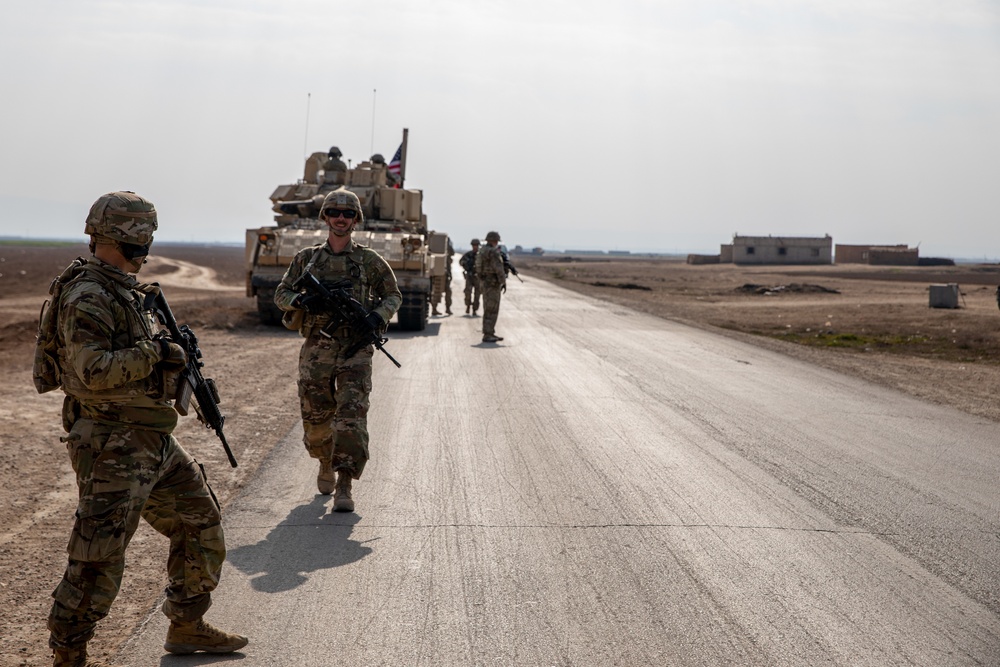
left=121, top=276, right=1000, bottom=666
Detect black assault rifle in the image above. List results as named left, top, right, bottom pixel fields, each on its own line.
left=148, top=285, right=238, bottom=468
left=292, top=270, right=402, bottom=368
left=501, top=252, right=524, bottom=283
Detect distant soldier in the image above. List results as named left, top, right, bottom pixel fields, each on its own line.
left=370, top=153, right=400, bottom=187
left=444, top=238, right=454, bottom=315
left=460, top=238, right=481, bottom=316
left=42, top=192, right=247, bottom=666
left=323, top=146, right=348, bottom=173
left=432, top=238, right=454, bottom=316
left=275, top=189, right=402, bottom=512
left=475, top=231, right=506, bottom=343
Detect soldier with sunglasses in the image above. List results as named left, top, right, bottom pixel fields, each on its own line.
left=274, top=189, right=402, bottom=512
left=43, top=192, right=247, bottom=666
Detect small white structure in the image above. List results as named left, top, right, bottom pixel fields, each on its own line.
left=731, top=235, right=832, bottom=265
left=929, top=283, right=960, bottom=309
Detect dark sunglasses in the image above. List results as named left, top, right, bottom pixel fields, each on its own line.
left=120, top=242, right=151, bottom=260
left=322, top=208, right=358, bottom=219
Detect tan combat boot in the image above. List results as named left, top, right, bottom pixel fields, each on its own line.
left=333, top=470, right=355, bottom=512
left=317, top=458, right=335, bottom=495
left=164, top=618, right=248, bottom=655
left=52, top=645, right=122, bottom=667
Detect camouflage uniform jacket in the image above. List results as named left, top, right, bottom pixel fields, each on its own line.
left=460, top=250, right=478, bottom=277
left=274, top=239, right=402, bottom=337
left=475, top=245, right=506, bottom=287
left=57, top=258, right=177, bottom=432
left=323, top=157, right=348, bottom=173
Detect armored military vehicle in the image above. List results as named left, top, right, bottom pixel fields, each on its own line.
left=246, top=129, right=448, bottom=330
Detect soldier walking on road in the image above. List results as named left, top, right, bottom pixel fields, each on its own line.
left=40, top=192, right=247, bottom=667
left=431, top=238, right=454, bottom=317
left=475, top=231, right=506, bottom=343
left=275, top=189, right=402, bottom=513
left=460, top=238, right=481, bottom=316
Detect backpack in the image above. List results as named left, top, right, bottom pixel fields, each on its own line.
left=32, top=258, right=88, bottom=393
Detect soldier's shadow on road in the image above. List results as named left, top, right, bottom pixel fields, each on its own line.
left=158, top=652, right=246, bottom=665
left=225, top=496, right=375, bottom=594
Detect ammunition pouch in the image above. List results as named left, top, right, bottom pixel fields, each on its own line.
left=282, top=308, right=304, bottom=332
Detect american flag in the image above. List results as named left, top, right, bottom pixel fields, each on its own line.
left=387, top=143, right=402, bottom=177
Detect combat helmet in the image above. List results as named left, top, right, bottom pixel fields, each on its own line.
left=485, top=231, right=501, bottom=242
left=370, top=153, right=386, bottom=165
left=470, top=238, right=480, bottom=245
left=84, top=191, right=157, bottom=245
left=328, top=146, right=343, bottom=158
left=321, top=189, right=364, bottom=224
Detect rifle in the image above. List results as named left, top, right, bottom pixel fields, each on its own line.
left=501, top=253, right=524, bottom=283
left=292, top=270, right=402, bottom=368
left=148, top=285, right=238, bottom=468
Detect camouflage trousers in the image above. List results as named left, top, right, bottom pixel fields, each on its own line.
left=49, top=419, right=224, bottom=649
left=464, top=274, right=481, bottom=310
left=431, top=275, right=453, bottom=311
left=298, top=333, right=374, bottom=478
left=481, top=282, right=502, bottom=336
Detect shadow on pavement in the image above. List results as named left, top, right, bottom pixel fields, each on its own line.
left=159, top=651, right=247, bottom=665
left=225, top=496, right=374, bottom=594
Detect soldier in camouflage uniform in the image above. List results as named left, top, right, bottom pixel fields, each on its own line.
left=460, top=238, right=481, bottom=316
left=475, top=231, right=506, bottom=343
left=323, top=146, right=347, bottom=173
left=43, top=192, right=247, bottom=667
left=431, top=237, right=455, bottom=316
left=275, top=189, right=402, bottom=512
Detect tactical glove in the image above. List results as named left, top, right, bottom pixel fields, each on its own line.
left=157, top=338, right=188, bottom=368
left=500, top=283, right=507, bottom=294
left=295, top=293, right=324, bottom=313
left=363, top=312, right=384, bottom=332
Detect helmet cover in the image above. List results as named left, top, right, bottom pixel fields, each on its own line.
left=321, top=189, right=364, bottom=224
left=84, top=191, right=157, bottom=245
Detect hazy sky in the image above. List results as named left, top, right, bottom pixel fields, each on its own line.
left=1, top=1, right=998, bottom=258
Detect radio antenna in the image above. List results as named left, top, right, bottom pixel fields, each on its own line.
left=303, top=92, right=312, bottom=160
left=370, top=88, right=377, bottom=156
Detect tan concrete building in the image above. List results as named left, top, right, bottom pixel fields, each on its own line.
left=730, top=235, right=832, bottom=265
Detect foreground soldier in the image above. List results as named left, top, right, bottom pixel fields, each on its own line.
left=460, top=238, right=481, bottom=315
left=42, top=192, right=247, bottom=666
left=275, top=189, right=402, bottom=512
left=475, top=231, right=506, bottom=343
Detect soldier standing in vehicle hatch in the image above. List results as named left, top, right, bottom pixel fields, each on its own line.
left=475, top=231, right=506, bottom=343
left=274, top=189, right=401, bottom=512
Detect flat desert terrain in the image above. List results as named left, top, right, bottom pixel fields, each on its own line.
left=1, top=242, right=999, bottom=665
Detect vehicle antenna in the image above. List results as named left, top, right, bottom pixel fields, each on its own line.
left=303, top=92, right=312, bottom=160
left=370, top=88, right=377, bottom=155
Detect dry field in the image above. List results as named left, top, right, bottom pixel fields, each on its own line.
left=2, top=242, right=999, bottom=665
